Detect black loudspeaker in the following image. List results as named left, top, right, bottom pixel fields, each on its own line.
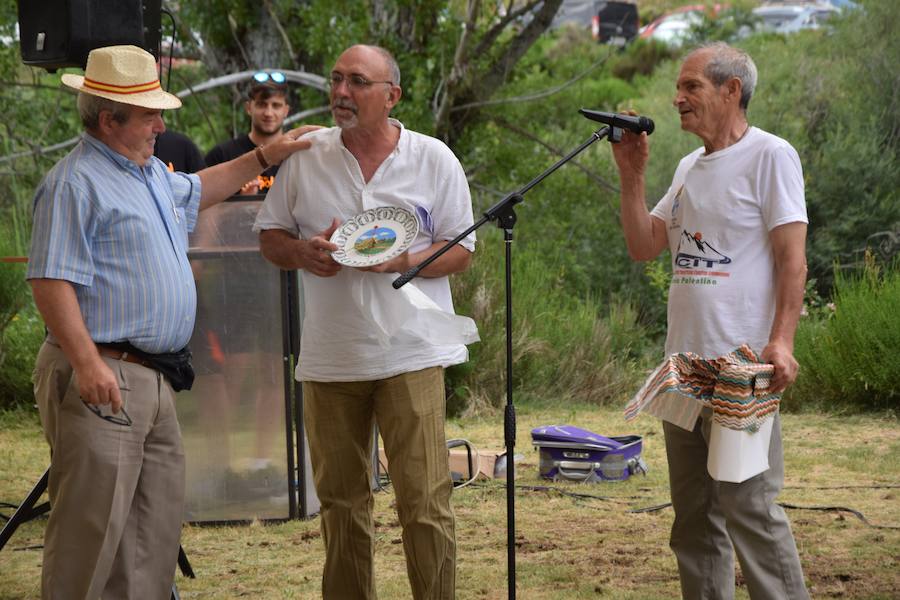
left=17, top=0, right=161, bottom=71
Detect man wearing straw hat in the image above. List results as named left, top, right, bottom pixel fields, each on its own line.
left=26, top=45, right=314, bottom=600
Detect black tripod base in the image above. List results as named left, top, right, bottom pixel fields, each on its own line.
left=0, top=467, right=49, bottom=550
left=0, top=466, right=195, bottom=599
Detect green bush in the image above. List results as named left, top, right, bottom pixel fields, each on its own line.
left=0, top=303, right=42, bottom=410
left=787, top=257, right=900, bottom=412
left=0, top=254, right=28, bottom=336
left=609, top=39, right=678, bottom=82
left=447, top=234, right=653, bottom=415
left=741, top=2, right=900, bottom=294
left=0, top=228, right=41, bottom=410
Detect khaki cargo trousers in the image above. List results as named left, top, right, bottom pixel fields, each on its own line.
left=303, top=366, right=456, bottom=600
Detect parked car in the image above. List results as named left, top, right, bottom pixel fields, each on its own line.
left=550, top=0, right=600, bottom=30
left=639, top=4, right=726, bottom=47
left=752, top=2, right=838, bottom=34
left=591, top=1, right=639, bottom=47
left=777, top=0, right=857, bottom=10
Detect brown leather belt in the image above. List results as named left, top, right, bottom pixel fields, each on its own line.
left=96, top=344, right=151, bottom=367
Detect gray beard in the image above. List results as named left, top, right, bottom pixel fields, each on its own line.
left=333, top=114, right=358, bottom=129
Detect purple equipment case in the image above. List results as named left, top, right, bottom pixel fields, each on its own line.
left=531, top=425, right=647, bottom=483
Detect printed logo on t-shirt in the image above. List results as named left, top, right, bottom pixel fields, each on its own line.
left=669, top=186, right=683, bottom=231
left=672, top=230, right=732, bottom=286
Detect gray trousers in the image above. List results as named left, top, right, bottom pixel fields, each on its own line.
left=663, top=412, right=809, bottom=600
left=33, top=341, right=185, bottom=600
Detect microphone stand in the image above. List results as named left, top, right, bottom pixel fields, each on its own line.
left=393, top=125, right=618, bottom=600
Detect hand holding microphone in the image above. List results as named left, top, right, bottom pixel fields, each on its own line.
left=580, top=108, right=652, bottom=178
left=579, top=108, right=655, bottom=136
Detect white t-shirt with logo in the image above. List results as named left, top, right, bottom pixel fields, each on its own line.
left=254, top=120, right=476, bottom=382
left=650, top=127, right=807, bottom=359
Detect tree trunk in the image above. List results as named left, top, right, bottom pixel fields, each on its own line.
left=434, top=0, right=565, bottom=145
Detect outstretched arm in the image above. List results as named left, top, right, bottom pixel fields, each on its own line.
left=196, top=125, right=320, bottom=211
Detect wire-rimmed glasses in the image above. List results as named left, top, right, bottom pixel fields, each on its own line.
left=329, top=73, right=394, bottom=91
left=83, top=400, right=133, bottom=427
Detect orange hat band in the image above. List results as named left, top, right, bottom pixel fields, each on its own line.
left=83, top=77, right=161, bottom=95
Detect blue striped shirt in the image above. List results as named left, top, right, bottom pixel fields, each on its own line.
left=27, top=133, right=202, bottom=353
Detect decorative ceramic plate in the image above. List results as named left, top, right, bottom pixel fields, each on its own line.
left=330, top=206, right=419, bottom=267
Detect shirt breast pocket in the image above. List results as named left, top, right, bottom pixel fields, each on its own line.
left=173, top=207, right=190, bottom=249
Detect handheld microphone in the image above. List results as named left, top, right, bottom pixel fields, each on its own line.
left=579, top=109, right=655, bottom=135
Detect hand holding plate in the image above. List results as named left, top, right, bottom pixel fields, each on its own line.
left=302, top=218, right=342, bottom=277
left=359, top=251, right=411, bottom=273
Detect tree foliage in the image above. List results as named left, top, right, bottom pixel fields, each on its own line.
left=172, top=0, right=565, bottom=143
left=741, top=1, right=900, bottom=292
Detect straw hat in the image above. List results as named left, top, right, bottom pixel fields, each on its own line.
left=61, top=45, right=181, bottom=110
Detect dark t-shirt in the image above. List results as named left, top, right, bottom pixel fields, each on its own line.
left=155, top=130, right=205, bottom=173
left=204, top=134, right=280, bottom=178
left=205, top=134, right=280, bottom=196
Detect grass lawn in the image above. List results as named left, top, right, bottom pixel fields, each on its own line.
left=1, top=403, right=898, bottom=599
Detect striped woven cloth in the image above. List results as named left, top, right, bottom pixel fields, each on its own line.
left=625, top=345, right=780, bottom=433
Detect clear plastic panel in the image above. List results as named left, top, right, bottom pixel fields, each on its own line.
left=181, top=198, right=289, bottom=522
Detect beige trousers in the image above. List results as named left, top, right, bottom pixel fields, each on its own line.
left=33, top=341, right=185, bottom=600
left=303, top=366, right=456, bottom=600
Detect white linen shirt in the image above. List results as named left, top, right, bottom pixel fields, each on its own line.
left=253, top=120, right=476, bottom=382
